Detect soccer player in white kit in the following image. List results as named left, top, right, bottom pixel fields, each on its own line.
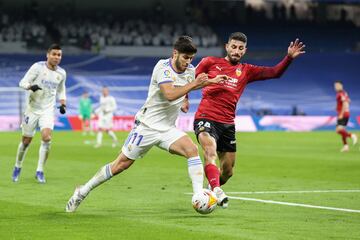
left=94, top=87, right=118, bottom=148
left=12, top=44, right=67, bottom=183
left=65, top=36, right=227, bottom=212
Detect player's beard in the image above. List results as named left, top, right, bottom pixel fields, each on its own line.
left=175, top=56, right=187, bottom=72
left=227, top=53, right=241, bottom=65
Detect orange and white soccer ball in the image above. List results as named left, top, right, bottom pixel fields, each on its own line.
left=192, top=189, right=218, bottom=214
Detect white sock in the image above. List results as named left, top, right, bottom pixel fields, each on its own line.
left=96, top=132, right=103, bottom=145
left=36, top=141, right=51, bottom=172
left=80, top=163, right=113, bottom=196
left=15, top=142, right=29, bottom=168
left=108, top=131, right=118, bottom=142
left=187, top=156, right=204, bottom=194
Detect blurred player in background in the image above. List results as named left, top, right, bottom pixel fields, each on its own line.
left=334, top=81, right=357, bottom=152
left=79, top=91, right=93, bottom=136
left=65, top=36, right=226, bottom=212
left=194, top=32, right=306, bottom=207
left=94, top=87, right=118, bottom=148
left=12, top=44, right=67, bottom=183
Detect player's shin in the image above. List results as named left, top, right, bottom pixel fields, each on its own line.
left=96, top=132, right=103, bottom=145
left=15, top=142, right=30, bottom=168
left=108, top=131, right=117, bottom=141
left=79, top=163, right=113, bottom=196
left=204, top=164, right=221, bottom=190
left=36, top=141, right=51, bottom=172
left=187, top=156, right=204, bottom=194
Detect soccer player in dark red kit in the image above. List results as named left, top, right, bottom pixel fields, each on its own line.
left=194, top=32, right=306, bottom=208
left=334, top=81, right=357, bottom=152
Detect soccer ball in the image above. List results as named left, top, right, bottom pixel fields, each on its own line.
left=192, top=189, right=218, bottom=214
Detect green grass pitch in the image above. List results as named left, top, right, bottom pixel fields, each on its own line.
left=0, top=131, right=359, bottom=240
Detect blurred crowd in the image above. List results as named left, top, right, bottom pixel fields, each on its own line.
left=0, top=0, right=219, bottom=51
left=0, top=0, right=359, bottom=51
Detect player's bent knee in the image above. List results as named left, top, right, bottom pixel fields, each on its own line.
left=42, top=137, right=52, bottom=142
left=184, top=143, right=199, bottom=158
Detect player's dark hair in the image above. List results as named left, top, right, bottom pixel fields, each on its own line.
left=173, top=36, right=197, bottom=54
left=334, top=80, right=343, bottom=84
left=47, top=44, right=62, bottom=52
left=228, top=32, right=247, bottom=43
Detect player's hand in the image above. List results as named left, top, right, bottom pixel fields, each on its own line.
left=193, top=73, right=208, bottom=87
left=29, top=85, right=42, bottom=92
left=181, top=98, right=189, bottom=113
left=287, top=38, right=306, bottom=58
left=58, top=104, right=66, bottom=114
left=209, top=74, right=229, bottom=84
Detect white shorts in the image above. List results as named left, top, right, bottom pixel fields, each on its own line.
left=21, top=110, right=54, bottom=137
left=98, top=115, right=113, bottom=129
left=121, top=123, right=186, bottom=160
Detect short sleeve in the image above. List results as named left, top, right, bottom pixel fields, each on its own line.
left=155, top=66, right=173, bottom=85
left=195, top=57, right=212, bottom=77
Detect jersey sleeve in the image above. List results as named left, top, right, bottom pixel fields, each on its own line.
left=57, top=71, right=66, bottom=100
left=195, top=57, right=212, bottom=77
left=19, top=63, right=40, bottom=89
left=246, top=55, right=293, bottom=83
left=154, top=64, right=173, bottom=85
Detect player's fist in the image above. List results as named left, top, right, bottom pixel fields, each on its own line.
left=210, top=74, right=229, bottom=83
left=29, top=85, right=42, bottom=92
left=58, top=104, right=66, bottom=114
left=193, top=73, right=208, bottom=88
left=181, top=98, right=189, bottom=113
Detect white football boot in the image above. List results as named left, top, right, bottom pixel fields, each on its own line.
left=65, top=186, right=86, bottom=213
left=340, top=144, right=349, bottom=152
left=213, top=187, right=229, bottom=208
left=351, top=134, right=358, bottom=145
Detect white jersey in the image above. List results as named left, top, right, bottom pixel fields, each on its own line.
left=96, top=95, right=117, bottom=118
left=136, top=58, right=195, bottom=131
left=19, top=61, right=66, bottom=115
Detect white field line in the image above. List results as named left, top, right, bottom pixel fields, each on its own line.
left=227, top=189, right=360, bottom=195
left=230, top=196, right=360, bottom=213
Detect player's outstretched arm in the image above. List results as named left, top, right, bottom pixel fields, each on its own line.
left=287, top=38, right=306, bottom=59
left=193, top=74, right=229, bottom=89
left=160, top=73, right=208, bottom=101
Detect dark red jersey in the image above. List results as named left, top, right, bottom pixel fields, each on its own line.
left=195, top=55, right=293, bottom=124
left=336, top=90, right=350, bottom=118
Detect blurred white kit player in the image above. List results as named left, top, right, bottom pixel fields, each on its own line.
left=12, top=44, right=67, bottom=183
left=66, top=36, right=226, bottom=213
left=94, top=87, right=118, bottom=148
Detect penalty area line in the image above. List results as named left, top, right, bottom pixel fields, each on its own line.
left=230, top=196, right=360, bottom=213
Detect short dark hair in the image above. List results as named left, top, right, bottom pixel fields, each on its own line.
left=173, top=36, right=197, bottom=54
left=47, top=44, right=61, bottom=52
left=228, top=32, right=247, bottom=43
left=334, top=80, right=343, bottom=84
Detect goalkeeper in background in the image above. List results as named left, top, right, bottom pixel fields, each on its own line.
left=79, top=91, right=93, bottom=136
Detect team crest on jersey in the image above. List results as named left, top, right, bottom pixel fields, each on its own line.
left=186, top=76, right=193, bottom=82
left=164, top=70, right=171, bottom=77
left=236, top=68, right=242, bottom=77
left=57, top=75, right=61, bottom=80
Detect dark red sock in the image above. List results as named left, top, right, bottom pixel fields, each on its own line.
left=338, top=129, right=351, bottom=144
left=205, top=164, right=220, bottom=190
